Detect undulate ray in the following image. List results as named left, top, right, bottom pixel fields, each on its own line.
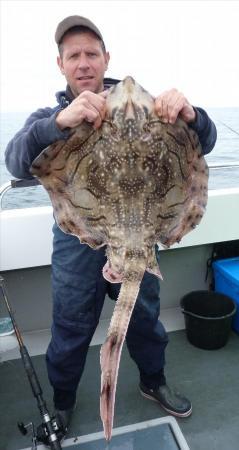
left=30, top=76, right=208, bottom=440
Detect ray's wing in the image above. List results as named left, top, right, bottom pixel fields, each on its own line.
left=30, top=123, right=108, bottom=248
left=146, top=119, right=209, bottom=247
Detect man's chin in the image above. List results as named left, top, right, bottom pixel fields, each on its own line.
left=75, top=78, right=97, bottom=93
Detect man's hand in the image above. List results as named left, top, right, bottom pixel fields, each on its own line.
left=155, top=88, right=196, bottom=124
left=56, top=90, right=108, bottom=131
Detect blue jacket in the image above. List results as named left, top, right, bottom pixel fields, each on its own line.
left=5, top=78, right=217, bottom=180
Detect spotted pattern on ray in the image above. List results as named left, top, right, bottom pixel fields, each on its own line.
left=30, top=76, right=208, bottom=441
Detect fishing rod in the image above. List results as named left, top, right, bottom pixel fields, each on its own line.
left=0, top=275, right=64, bottom=450
left=217, top=120, right=239, bottom=137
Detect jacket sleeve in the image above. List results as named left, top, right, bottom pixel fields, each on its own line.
left=5, top=107, right=70, bottom=180
left=189, top=107, right=217, bottom=155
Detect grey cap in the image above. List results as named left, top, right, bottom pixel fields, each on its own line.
left=55, top=15, right=104, bottom=45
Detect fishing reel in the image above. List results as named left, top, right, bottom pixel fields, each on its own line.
left=18, top=413, right=65, bottom=449
left=17, top=422, right=37, bottom=450
left=0, top=275, right=63, bottom=450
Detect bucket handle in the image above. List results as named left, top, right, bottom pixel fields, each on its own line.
left=181, top=305, right=237, bottom=321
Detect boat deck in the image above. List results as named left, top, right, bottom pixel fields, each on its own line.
left=1, top=320, right=239, bottom=450
left=1, top=185, right=239, bottom=449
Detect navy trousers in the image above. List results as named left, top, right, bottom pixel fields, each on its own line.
left=46, top=223, right=168, bottom=408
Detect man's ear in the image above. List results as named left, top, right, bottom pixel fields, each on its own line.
left=105, top=52, right=110, bottom=71
left=57, top=55, right=65, bottom=75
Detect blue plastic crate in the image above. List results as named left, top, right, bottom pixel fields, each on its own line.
left=213, top=257, right=239, bottom=333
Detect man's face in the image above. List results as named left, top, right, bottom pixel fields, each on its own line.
left=57, top=31, right=110, bottom=96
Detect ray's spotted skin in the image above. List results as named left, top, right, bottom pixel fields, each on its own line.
left=30, top=76, right=208, bottom=441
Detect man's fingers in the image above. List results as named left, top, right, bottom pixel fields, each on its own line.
left=93, top=115, right=103, bottom=129
left=99, top=90, right=109, bottom=98
left=167, top=97, right=184, bottom=124
left=93, top=101, right=108, bottom=129
left=155, top=91, right=172, bottom=122
left=155, top=92, right=166, bottom=117
left=83, top=102, right=106, bottom=129
left=78, top=91, right=107, bottom=128
left=79, top=91, right=107, bottom=114
left=155, top=89, right=191, bottom=124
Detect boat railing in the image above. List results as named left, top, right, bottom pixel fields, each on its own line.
left=1, top=163, right=239, bottom=209
left=208, top=163, right=239, bottom=170
left=0, top=179, right=41, bottom=210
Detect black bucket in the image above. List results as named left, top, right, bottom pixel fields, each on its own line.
left=180, top=290, right=236, bottom=350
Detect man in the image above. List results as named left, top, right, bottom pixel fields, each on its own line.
left=5, top=15, right=217, bottom=440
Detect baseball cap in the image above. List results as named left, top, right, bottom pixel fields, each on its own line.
left=55, top=15, right=104, bottom=45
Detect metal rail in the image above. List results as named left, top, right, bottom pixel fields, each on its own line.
left=208, top=163, right=239, bottom=170
left=0, top=165, right=239, bottom=209
left=0, top=179, right=41, bottom=209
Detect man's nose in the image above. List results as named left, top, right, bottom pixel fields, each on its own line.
left=77, top=54, right=90, bottom=69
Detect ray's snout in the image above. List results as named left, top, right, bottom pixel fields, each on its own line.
left=124, top=98, right=137, bottom=120
left=122, top=76, right=136, bottom=91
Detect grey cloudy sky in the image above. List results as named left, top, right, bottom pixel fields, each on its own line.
left=1, top=0, right=239, bottom=111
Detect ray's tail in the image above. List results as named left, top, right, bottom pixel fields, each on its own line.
left=100, top=258, right=146, bottom=441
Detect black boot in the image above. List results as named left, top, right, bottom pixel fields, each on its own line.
left=139, top=382, right=192, bottom=417
left=54, top=403, right=76, bottom=441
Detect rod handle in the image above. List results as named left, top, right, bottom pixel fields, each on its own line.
left=20, top=346, right=42, bottom=397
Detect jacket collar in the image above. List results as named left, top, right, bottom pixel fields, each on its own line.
left=55, top=78, right=120, bottom=108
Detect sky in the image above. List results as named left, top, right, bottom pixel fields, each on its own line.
left=1, top=0, right=239, bottom=112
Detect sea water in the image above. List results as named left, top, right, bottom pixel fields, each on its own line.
left=0, top=108, right=239, bottom=210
